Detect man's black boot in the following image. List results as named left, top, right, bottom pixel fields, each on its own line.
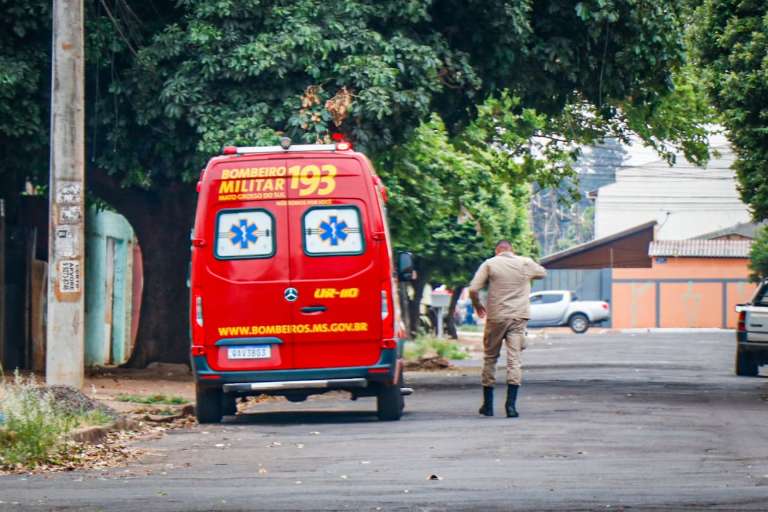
left=478, top=386, right=494, bottom=416
left=505, top=384, right=520, bottom=418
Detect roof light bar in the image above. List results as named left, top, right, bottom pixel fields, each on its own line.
left=223, top=143, right=341, bottom=155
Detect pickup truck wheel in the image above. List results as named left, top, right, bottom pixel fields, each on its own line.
left=196, top=384, right=224, bottom=424
left=568, top=313, right=590, bottom=334
left=735, top=347, right=759, bottom=377
left=376, top=377, right=404, bottom=421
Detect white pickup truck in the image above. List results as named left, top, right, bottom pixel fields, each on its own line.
left=528, top=290, right=610, bottom=333
left=735, top=279, right=768, bottom=376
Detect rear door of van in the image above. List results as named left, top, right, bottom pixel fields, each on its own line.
left=285, top=155, right=383, bottom=368
left=203, top=158, right=295, bottom=371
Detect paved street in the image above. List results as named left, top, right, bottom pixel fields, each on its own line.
left=2, top=332, right=768, bottom=511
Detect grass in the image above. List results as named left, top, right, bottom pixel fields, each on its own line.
left=76, top=409, right=115, bottom=428
left=404, top=335, right=470, bottom=361
left=0, top=372, right=115, bottom=468
left=115, top=393, right=188, bottom=405
left=457, top=323, right=484, bottom=333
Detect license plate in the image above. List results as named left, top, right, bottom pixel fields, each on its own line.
left=228, top=345, right=271, bottom=360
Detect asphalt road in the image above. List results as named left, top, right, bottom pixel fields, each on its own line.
left=2, top=331, right=768, bottom=511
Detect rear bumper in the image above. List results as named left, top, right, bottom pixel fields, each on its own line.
left=191, top=346, right=401, bottom=386
left=738, top=340, right=768, bottom=353
left=223, top=378, right=368, bottom=393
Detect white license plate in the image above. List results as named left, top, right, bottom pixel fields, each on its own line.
left=228, top=345, right=271, bottom=360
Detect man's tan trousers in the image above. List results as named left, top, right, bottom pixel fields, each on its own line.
left=481, top=318, right=527, bottom=386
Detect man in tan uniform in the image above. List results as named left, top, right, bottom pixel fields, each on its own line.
left=469, top=240, right=546, bottom=417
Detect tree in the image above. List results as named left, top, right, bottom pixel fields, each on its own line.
left=378, top=112, right=536, bottom=333
left=749, top=227, right=768, bottom=282
left=2, top=0, right=712, bottom=365
left=0, top=0, right=51, bottom=214
left=692, top=0, right=768, bottom=221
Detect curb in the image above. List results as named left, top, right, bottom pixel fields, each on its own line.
left=67, top=416, right=141, bottom=445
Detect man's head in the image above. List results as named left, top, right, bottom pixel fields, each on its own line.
left=495, top=240, right=513, bottom=255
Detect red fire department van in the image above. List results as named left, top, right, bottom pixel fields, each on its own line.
left=189, top=138, right=413, bottom=423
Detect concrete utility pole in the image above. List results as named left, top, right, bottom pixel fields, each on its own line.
left=0, top=199, right=5, bottom=367
left=47, top=0, right=85, bottom=387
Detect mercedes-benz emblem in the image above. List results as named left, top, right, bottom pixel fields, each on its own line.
left=284, top=287, right=298, bottom=302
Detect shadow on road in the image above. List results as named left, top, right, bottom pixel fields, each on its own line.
left=223, top=409, right=384, bottom=425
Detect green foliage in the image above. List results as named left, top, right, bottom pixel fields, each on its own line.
left=115, top=393, right=188, bottom=405
left=692, top=0, right=768, bottom=220
left=404, top=335, right=469, bottom=360
left=77, top=0, right=714, bottom=190
left=378, top=96, right=541, bottom=288
left=749, top=227, right=768, bottom=282
left=0, top=373, right=76, bottom=467
left=0, top=0, right=51, bottom=193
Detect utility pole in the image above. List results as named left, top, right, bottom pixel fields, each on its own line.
left=47, top=0, right=85, bottom=387
left=0, top=199, right=6, bottom=367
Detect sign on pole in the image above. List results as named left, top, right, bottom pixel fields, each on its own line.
left=47, top=0, right=85, bottom=387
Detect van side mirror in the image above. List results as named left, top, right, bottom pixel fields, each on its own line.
left=397, top=251, right=415, bottom=282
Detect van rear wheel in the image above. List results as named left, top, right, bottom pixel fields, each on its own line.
left=196, top=384, right=224, bottom=423
left=376, top=377, right=404, bottom=421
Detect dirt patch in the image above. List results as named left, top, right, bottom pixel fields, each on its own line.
left=405, top=356, right=453, bottom=371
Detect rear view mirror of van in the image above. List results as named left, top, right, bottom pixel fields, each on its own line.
left=397, top=251, right=415, bottom=282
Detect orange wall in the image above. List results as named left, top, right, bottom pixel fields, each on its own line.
left=612, top=282, right=656, bottom=329
left=659, top=282, right=722, bottom=328
left=613, top=257, right=749, bottom=280
left=611, top=257, right=755, bottom=329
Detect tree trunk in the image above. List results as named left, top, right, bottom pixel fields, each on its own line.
left=89, top=172, right=196, bottom=367
left=398, top=281, right=411, bottom=336
left=407, top=272, right=428, bottom=337
left=444, top=285, right=462, bottom=339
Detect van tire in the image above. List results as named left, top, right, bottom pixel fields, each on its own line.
left=376, top=378, right=404, bottom=421
left=735, top=347, right=759, bottom=377
left=196, top=384, right=224, bottom=423
left=568, top=313, right=590, bottom=334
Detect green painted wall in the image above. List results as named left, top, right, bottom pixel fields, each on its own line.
left=85, top=208, right=135, bottom=366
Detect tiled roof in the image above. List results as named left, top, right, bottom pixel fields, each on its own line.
left=648, top=240, right=752, bottom=258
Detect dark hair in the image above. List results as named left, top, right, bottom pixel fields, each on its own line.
left=495, top=240, right=513, bottom=250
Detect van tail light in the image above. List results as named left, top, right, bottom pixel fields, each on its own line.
left=222, top=145, right=237, bottom=155
left=602, top=303, right=609, bottom=310
left=381, top=290, right=389, bottom=319
left=195, top=296, right=204, bottom=327
left=191, top=345, right=206, bottom=356
left=737, top=310, right=746, bottom=333
left=381, top=338, right=397, bottom=349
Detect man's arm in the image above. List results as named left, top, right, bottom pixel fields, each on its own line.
left=468, top=262, right=489, bottom=318
left=527, top=259, right=547, bottom=280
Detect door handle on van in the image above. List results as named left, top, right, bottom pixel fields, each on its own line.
left=300, top=305, right=327, bottom=314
